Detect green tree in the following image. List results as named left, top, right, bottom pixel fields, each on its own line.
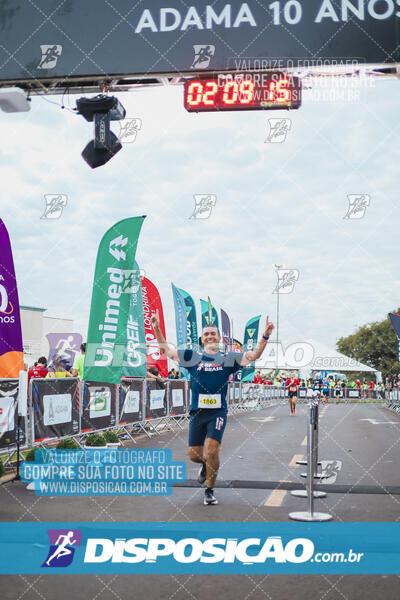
left=336, top=310, right=400, bottom=379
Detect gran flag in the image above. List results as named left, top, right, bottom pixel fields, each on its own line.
left=241, top=315, right=261, bottom=383
left=171, top=283, right=189, bottom=380
left=122, top=261, right=146, bottom=378
left=220, top=308, right=232, bottom=352
left=0, top=219, right=24, bottom=377
left=389, top=312, right=400, bottom=361
left=141, top=276, right=168, bottom=378
left=84, top=216, right=145, bottom=384
left=177, top=287, right=198, bottom=351
left=200, top=297, right=219, bottom=330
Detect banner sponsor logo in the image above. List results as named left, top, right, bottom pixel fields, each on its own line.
left=133, top=5, right=256, bottom=34
left=89, top=389, right=111, bottom=419
left=43, top=395, right=72, bottom=426
left=171, top=389, right=183, bottom=407
left=124, top=390, right=140, bottom=414
left=4, top=522, right=400, bottom=574
left=0, top=396, right=15, bottom=433
left=42, top=529, right=81, bottom=567
left=150, top=389, right=165, bottom=410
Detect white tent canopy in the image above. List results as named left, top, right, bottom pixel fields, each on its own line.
left=255, top=339, right=378, bottom=374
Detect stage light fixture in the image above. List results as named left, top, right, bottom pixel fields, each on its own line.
left=76, top=95, right=126, bottom=169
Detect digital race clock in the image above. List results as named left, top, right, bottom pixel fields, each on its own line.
left=184, top=72, right=302, bottom=112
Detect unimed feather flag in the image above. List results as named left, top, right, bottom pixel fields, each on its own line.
left=84, top=216, right=145, bottom=384
left=0, top=219, right=24, bottom=377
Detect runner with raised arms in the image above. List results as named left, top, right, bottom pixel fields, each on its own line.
left=151, top=312, right=274, bottom=505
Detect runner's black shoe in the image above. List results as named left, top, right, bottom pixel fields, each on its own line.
left=204, top=488, right=218, bottom=505
left=198, top=462, right=207, bottom=484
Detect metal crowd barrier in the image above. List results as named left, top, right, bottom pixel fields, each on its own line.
left=0, top=377, right=391, bottom=456
left=385, top=389, right=400, bottom=413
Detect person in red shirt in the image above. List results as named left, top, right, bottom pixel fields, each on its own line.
left=287, top=376, right=300, bottom=416
left=253, top=371, right=263, bottom=384
left=28, top=356, right=48, bottom=384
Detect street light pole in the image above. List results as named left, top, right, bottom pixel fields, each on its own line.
left=274, top=264, right=284, bottom=377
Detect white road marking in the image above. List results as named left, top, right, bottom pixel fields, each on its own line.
left=248, top=416, right=278, bottom=423
left=360, top=418, right=398, bottom=425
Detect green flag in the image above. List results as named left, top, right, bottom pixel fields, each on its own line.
left=200, top=298, right=219, bottom=329
left=241, top=315, right=261, bottom=382
left=84, top=216, right=145, bottom=383
left=122, top=261, right=147, bottom=378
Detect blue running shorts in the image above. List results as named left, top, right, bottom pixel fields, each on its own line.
left=189, top=409, right=228, bottom=446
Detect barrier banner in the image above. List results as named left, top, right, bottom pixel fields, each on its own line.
left=298, top=387, right=307, bottom=398
left=0, top=220, right=24, bottom=377
left=118, top=379, right=144, bottom=425
left=141, top=276, right=168, bottom=378
left=30, top=378, right=79, bottom=443
left=122, top=261, right=147, bottom=378
left=167, top=380, right=186, bottom=416
left=81, top=382, right=117, bottom=433
left=330, top=388, right=344, bottom=398
left=84, top=216, right=145, bottom=384
left=347, top=388, right=360, bottom=399
left=0, top=378, right=27, bottom=450
left=145, top=379, right=168, bottom=420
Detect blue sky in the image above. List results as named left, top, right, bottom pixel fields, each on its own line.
left=1, top=77, right=399, bottom=352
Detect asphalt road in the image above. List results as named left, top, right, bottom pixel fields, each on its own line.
left=1, top=401, right=400, bottom=599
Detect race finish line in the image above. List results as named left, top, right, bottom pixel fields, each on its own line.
left=174, top=479, right=400, bottom=495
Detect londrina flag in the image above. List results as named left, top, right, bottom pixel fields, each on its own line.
left=200, top=297, right=219, bottom=330
left=221, top=308, right=231, bottom=352
left=0, top=219, right=24, bottom=377
left=171, top=283, right=189, bottom=379
left=84, top=216, right=145, bottom=384
left=178, top=287, right=198, bottom=351
left=241, top=315, right=261, bottom=382
left=389, top=312, right=400, bottom=361
left=141, top=276, right=168, bottom=378
left=122, top=261, right=146, bottom=378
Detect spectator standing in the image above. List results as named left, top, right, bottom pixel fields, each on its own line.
left=72, top=343, right=86, bottom=379
left=28, top=357, right=48, bottom=384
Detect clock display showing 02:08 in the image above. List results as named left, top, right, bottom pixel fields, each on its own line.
left=184, top=74, right=302, bottom=112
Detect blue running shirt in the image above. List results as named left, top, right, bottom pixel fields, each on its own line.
left=177, top=349, right=244, bottom=411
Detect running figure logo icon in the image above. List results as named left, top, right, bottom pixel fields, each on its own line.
left=118, top=118, right=142, bottom=143
left=190, top=195, right=216, bottom=219
left=41, top=194, right=67, bottom=219
left=37, top=45, right=62, bottom=69
left=42, top=529, right=82, bottom=567
left=343, top=194, right=370, bottom=219
left=191, top=45, right=215, bottom=69
left=265, top=119, right=291, bottom=143
left=272, top=269, right=299, bottom=294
